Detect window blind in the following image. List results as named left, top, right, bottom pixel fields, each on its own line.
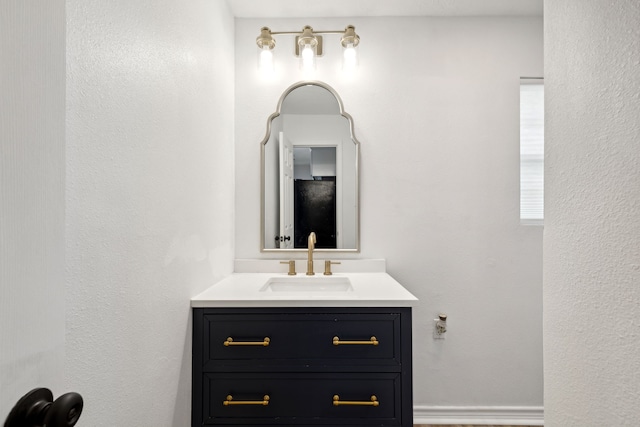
left=520, top=80, right=544, bottom=223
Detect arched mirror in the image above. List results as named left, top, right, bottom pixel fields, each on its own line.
left=261, top=81, right=360, bottom=252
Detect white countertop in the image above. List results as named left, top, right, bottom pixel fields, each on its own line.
left=191, top=260, right=418, bottom=308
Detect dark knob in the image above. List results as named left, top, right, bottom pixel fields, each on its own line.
left=44, top=392, right=83, bottom=427
left=4, top=388, right=83, bottom=427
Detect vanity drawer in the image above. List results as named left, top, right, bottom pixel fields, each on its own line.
left=201, top=372, right=402, bottom=425
left=197, top=310, right=403, bottom=368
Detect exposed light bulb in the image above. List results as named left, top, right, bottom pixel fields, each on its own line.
left=300, top=43, right=316, bottom=71
left=258, top=45, right=274, bottom=75
left=342, top=42, right=358, bottom=72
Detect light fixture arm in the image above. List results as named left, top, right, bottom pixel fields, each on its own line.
left=268, top=29, right=346, bottom=36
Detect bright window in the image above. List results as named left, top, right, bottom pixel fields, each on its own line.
left=520, top=79, right=544, bottom=224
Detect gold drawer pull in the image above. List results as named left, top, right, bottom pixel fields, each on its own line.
left=333, top=395, right=379, bottom=406
left=224, top=337, right=270, bottom=346
left=333, top=336, right=379, bottom=346
left=223, top=394, right=270, bottom=406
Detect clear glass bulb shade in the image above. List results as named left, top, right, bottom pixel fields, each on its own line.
left=258, top=45, right=274, bottom=75
left=342, top=42, right=358, bottom=72
left=300, top=43, right=316, bottom=71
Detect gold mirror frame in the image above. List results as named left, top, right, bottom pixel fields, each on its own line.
left=260, top=81, right=360, bottom=253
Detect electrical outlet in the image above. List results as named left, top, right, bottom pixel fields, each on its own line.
left=433, top=315, right=447, bottom=339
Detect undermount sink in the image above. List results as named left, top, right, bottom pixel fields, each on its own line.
left=260, top=276, right=353, bottom=293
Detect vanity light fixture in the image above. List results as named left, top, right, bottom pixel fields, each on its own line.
left=341, top=25, right=360, bottom=72
left=256, top=25, right=360, bottom=74
left=256, top=26, right=276, bottom=74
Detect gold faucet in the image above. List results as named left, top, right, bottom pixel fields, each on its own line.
left=306, top=232, right=316, bottom=275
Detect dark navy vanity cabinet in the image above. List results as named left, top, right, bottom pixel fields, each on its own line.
left=192, top=307, right=413, bottom=427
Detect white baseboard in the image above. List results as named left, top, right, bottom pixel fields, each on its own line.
left=413, top=405, right=544, bottom=425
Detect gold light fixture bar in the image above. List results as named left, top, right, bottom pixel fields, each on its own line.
left=256, top=25, right=360, bottom=57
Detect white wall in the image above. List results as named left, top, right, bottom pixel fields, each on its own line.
left=65, top=1, right=234, bottom=425
left=235, top=16, right=543, bottom=416
left=544, top=1, right=640, bottom=426
left=0, top=0, right=66, bottom=417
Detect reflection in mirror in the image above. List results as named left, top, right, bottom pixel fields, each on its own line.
left=261, top=81, right=359, bottom=252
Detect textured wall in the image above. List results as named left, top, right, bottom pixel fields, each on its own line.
left=65, top=0, right=234, bottom=425
left=0, top=0, right=66, bottom=417
left=235, top=16, right=544, bottom=414
left=544, top=1, right=640, bottom=425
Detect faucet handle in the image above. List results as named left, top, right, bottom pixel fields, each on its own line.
left=324, top=260, right=341, bottom=276
left=280, top=260, right=297, bottom=275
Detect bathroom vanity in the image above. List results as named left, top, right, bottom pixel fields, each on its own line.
left=191, top=82, right=420, bottom=426
left=191, top=260, right=417, bottom=427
